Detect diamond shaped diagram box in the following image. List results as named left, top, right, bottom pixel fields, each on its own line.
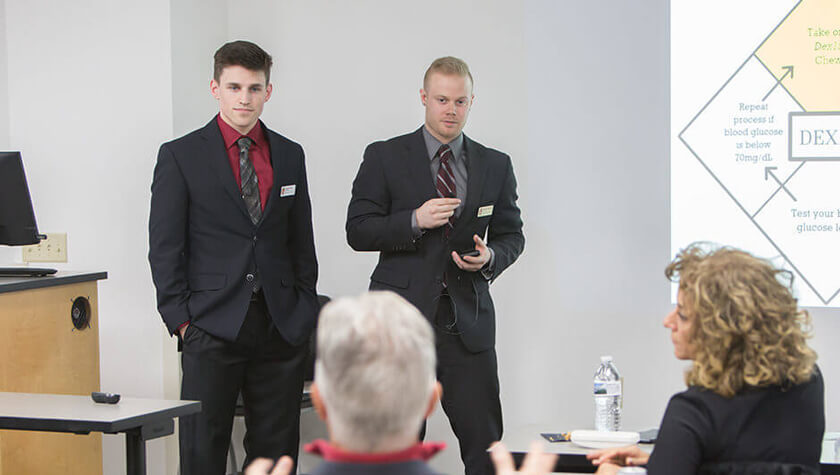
left=677, top=0, right=840, bottom=305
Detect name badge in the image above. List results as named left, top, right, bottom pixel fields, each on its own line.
left=477, top=205, right=494, bottom=218
left=280, top=184, right=296, bottom=197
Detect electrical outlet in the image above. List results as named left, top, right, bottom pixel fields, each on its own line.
left=22, top=233, right=67, bottom=263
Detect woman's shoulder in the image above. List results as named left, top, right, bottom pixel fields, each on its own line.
left=670, top=366, right=823, bottom=422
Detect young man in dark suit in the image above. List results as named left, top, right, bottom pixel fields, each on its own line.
left=149, top=40, right=318, bottom=474
left=346, top=56, right=525, bottom=475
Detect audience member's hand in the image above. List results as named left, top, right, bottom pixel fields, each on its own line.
left=586, top=445, right=649, bottom=467
left=244, top=456, right=293, bottom=475
left=490, top=441, right=557, bottom=474
left=416, top=198, right=461, bottom=229
left=593, top=462, right=623, bottom=474
left=451, top=234, right=491, bottom=272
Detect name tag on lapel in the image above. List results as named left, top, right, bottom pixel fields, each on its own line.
left=477, top=205, right=494, bottom=218
left=280, top=184, right=296, bottom=197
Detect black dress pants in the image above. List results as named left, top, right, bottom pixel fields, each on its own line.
left=422, top=293, right=503, bottom=475
left=179, top=292, right=307, bottom=475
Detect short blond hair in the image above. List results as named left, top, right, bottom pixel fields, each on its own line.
left=665, top=244, right=817, bottom=397
left=423, top=56, right=474, bottom=91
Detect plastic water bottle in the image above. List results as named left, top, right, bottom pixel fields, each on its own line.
left=594, top=355, right=622, bottom=431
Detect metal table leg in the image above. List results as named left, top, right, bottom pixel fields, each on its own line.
left=125, top=428, right=146, bottom=475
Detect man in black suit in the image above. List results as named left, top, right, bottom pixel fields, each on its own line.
left=149, top=40, right=318, bottom=474
left=346, top=56, right=524, bottom=475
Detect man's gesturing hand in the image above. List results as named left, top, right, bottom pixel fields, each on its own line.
left=416, top=198, right=461, bottom=230
left=452, top=234, right=491, bottom=272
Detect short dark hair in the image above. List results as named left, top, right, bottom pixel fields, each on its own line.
left=213, top=40, right=273, bottom=84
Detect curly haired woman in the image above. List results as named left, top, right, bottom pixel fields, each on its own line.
left=588, top=244, right=824, bottom=474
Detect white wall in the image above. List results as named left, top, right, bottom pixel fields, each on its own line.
left=3, top=1, right=173, bottom=473
left=514, top=0, right=678, bottom=429
left=0, top=0, right=14, bottom=266
left=0, top=0, right=8, bottom=151
left=2, top=2, right=837, bottom=474
left=170, top=0, right=227, bottom=138
left=0, top=0, right=13, bottom=265
left=0, top=0, right=13, bottom=266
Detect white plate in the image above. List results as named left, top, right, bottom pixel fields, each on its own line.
left=570, top=430, right=640, bottom=450
left=571, top=439, right=632, bottom=450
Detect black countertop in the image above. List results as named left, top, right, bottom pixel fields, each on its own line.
left=0, top=271, right=108, bottom=294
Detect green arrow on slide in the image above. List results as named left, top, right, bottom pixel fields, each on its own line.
left=765, top=166, right=796, bottom=201
left=762, top=65, right=794, bottom=102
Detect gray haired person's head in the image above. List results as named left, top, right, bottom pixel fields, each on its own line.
left=315, top=291, right=437, bottom=452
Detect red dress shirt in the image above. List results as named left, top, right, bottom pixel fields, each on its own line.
left=216, top=114, right=273, bottom=211
left=304, top=439, right=446, bottom=464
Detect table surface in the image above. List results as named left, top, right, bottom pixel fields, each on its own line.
left=501, top=424, right=653, bottom=455
left=0, top=392, right=200, bottom=434
left=501, top=425, right=840, bottom=467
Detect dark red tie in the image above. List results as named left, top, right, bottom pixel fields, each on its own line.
left=435, top=144, right=456, bottom=237
left=238, top=137, right=261, bottom=225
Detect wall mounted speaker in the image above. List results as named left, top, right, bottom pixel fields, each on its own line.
left=71, top=296, right=91, bottom=330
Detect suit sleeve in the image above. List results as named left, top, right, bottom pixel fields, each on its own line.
left=288, top=144, right=318, bottom=294
left=148, top=143, right=191, bottom=335
left=485, top=155, right=525, bottom=281
left=346, top=143, right=417, bottom=252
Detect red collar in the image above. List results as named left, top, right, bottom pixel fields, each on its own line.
left=216, top=114, right=268, bottom=151
left=304, top=439, right=445, bottom=464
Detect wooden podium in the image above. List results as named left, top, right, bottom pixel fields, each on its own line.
left=0, top=271, right=107, bottom=475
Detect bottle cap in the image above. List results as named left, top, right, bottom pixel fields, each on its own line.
left=600, top=355, right=613, bottom=363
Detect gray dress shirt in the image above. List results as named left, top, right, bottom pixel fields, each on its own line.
left=412, top=126, right=494, bottom=277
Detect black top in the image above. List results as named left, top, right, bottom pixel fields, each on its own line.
left=646, top=367, right=824, bottom=474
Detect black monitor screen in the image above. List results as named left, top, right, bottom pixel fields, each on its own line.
left=0, top=151, right=40, bottom=245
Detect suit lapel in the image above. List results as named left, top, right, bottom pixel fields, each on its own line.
left=452, top=134, right=488, bottom=238
left=261, top=125, right=284, bottom=221
left=200, top=119, right=252, bottom=221
left=405, top=127, right=438, bottom=201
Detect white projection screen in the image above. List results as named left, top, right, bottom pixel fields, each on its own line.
left=671, top=0, right=840, bottom=307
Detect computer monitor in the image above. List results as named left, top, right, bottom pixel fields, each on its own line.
left=0, top=152, right=55, bottom=276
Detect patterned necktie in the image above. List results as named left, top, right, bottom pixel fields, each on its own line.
left=237, top=137, right=261, bottom=225
left=435, top=144, right=457, bottom=237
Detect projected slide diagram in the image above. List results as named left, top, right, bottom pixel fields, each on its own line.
left=679, top=0, right=840, bottom=305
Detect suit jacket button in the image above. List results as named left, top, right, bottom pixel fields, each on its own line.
left=246, top=273, right=255, bottom=282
